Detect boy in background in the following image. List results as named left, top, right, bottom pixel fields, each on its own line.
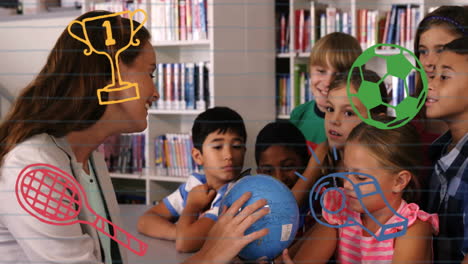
left=137, top=107, right=247, bottom=253
left=255, top=121, right=313, bottom=239
left=424, top=36, right=468, bottom=263
left=289, top=32, right=362, bottom=150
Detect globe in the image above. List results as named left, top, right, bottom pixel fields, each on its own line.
left=219, top=175, right=300, bottom=261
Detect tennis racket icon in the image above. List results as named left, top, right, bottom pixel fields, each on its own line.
left=15, top=163, right=148, bottom=256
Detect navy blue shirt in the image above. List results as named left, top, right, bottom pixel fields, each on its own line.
left=426, top=132, right=468, bottom=262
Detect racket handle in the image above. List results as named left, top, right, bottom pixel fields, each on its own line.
left=91, top=214, right=148, bottom=256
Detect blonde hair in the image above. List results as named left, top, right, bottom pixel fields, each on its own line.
left=346, top=116, right=423, bottom=203
left=310, top=32, right=362, bottom=73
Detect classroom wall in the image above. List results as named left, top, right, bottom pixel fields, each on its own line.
left=0, top=11, right=80, bottom=116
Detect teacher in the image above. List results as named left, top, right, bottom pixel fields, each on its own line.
left=0, top=10, right=268, bottom=264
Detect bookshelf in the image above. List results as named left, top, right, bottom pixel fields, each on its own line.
left=275, top=0, right=465, bottom=119
left=83, top=0, right=275, bottom=205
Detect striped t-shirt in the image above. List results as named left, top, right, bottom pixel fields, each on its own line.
left=163, top=173, right=233, bottom=221
left=322, top=189, right=439, bottom=264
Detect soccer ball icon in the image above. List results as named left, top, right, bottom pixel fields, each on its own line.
left=347, top=44, right=428, bottom=129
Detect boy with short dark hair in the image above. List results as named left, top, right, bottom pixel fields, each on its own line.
left=255, top=121, right=309, bottom=189
left=425, top=36, right=468, bottom=263
left=137, top=107, right=247, bottom=253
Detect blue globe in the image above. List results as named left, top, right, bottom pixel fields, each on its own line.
left=220, top=175, right=300, bottom=261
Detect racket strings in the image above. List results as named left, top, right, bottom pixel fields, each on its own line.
left=21, top=169, right=80, bottom=220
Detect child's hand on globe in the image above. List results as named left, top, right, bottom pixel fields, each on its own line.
left=196, top=192, right=269, bottom=264
left=186, top=184, right=217, bottom=212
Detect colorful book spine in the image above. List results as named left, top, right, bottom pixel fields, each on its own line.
left=196, top=62, right=206, bottom=110
left=180, top=63, right=186, bottom=110
left=153, top=62, right=209, bottom=111
left=157, top=64, right=165, bottom=109
left=173, top=63, right=180, bottom=110
left=199, top=0, right=207, bottom=39
left=102, top=133, right=146, bottom=174
left=165, top=64, right=172, bottom=109
left=153, top=133, right=200, bottom=177
left=185, top=63, right=195, bottom=110
left=186, top=0, right=193, bottom=40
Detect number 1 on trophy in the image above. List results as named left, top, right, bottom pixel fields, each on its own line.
left=102, top=20, right=116, bottom=46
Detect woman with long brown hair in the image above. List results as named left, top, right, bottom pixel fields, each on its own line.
left=0, top=11, right=268, bottom=264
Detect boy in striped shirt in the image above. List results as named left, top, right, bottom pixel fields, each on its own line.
left=137, top=107, right=247, bottom=252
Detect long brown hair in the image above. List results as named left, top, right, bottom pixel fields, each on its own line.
left=0, top=11, right=150, bottom=164
left=346, top=116, right=423, bottom=203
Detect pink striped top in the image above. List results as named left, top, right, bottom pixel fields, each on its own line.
left=322, top=189, right=439, bottom=264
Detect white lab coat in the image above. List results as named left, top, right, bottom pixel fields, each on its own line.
left=0, top=133, right=128, bottom=264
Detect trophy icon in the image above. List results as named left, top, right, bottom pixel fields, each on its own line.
left=67, top=10, right=148, bottom=105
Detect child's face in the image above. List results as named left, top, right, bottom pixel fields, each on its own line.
left=418, top=26, right=460, bottom=77
left=194, top=130, right=246, bottom=188
left=257, top=145, right=304, bottom=188
left=426, top=51, right=468, bottom=121
left=310, top=64, right=337, bottom=112
left=342, top=143, right=398, bottom=214
left=325, top=85, right=367, bottom=149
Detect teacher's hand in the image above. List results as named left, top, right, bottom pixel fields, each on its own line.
left=184, top=192, right=270, bottom=264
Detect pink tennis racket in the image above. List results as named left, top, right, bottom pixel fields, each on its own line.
left=15, top=163, right=148, bottom=256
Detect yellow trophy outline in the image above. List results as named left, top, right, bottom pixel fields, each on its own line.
left=67, top=10, right=148, bottom=105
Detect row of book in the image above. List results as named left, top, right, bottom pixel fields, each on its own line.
left=91, top=0, right=146, bottom=23
left=154, top=133, right=202, bottom=177
left=276, top=69, right=416, bottom=117
left=278, top=3, right=422, bottom=53
left=101, top=134, right=146, bottom=174
left=151, top=0, right=208, bottom=42
left=153, top=62, right=211, bottom=111
left=277, top=4, right=352, bottom=53
left=311, top=6, right=352, bottom=45
left=277, top=64, right=312, bottom=116
left=358, top=5, right=421, bottom=50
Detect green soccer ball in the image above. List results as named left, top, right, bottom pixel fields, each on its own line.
left=347, top=44, right=428, bottom=129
